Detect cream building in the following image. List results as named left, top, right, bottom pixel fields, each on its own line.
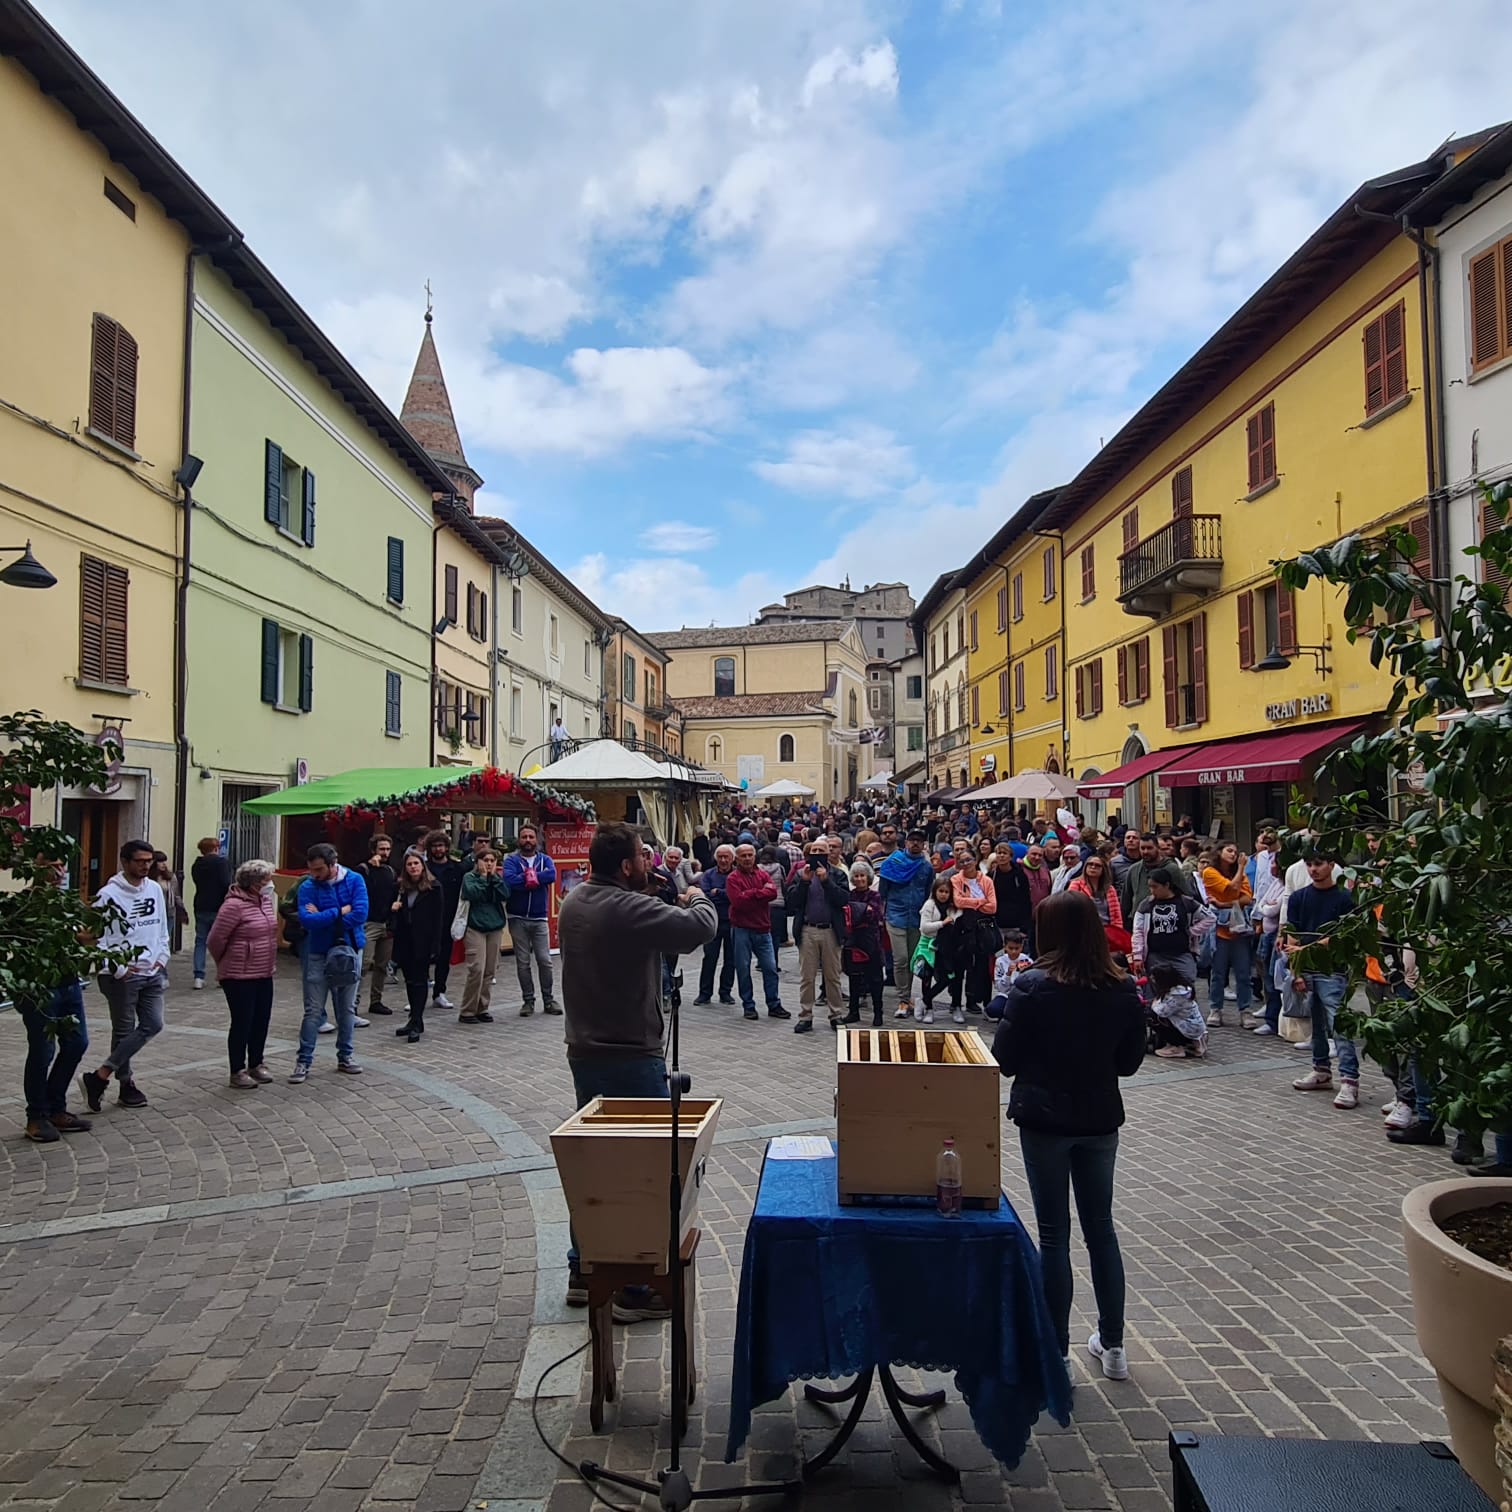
left=913, top=570, right=970, bottom=793
left=648, top=622, right=873, bottom=802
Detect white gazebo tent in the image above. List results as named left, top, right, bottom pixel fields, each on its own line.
left=859, top=770, right=894, bottom=791
left=752, top=777, right=817, bottom=799
left=529, top=740, right=727, bottom=845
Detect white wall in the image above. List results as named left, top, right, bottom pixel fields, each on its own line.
left=498, top=569, right=603, bottom=767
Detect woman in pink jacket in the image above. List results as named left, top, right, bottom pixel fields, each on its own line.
left=207, top=859, right=279, bottom=1089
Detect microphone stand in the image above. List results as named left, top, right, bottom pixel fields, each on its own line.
left=580, top=966, right=801, bottom=1510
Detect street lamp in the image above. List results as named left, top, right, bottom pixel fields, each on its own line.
left=0, top=542, right=56, bottom=589
left=1254, top=640, right=1332, bottom=676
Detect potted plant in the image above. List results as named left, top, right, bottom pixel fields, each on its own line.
left=1275, top=479, right=1512, bottom=1496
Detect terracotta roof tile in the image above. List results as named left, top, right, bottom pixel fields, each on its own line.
left=647, top=622, right=852, bottom=649
left=401, top=320, right=478, bottom=481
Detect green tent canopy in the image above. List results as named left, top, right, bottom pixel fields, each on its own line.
left=239, top=766, right=593, bottom=821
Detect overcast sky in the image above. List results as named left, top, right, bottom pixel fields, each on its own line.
left=38, top=0, right=1512, bottom=629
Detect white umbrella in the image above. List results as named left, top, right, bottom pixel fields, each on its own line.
left=753, top=777, right=817, bottom=798
left=530, top=740, right=667, bottom=785
left=995, top=770, right=1080, bottom=801
left=859, top=770, right=893, bottom=790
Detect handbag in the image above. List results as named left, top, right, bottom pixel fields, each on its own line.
left=1279, top=976, right=1312, bottom=1042
left=450, top=897, right=471, bottom=942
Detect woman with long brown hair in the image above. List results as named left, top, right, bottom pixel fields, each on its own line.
left=991, top=891, right=1146, bottom=1381
left=1202, top=841, right=1254, bottom=1028
left=1068, top=852, right=1128, bottom=953
left=390, top=849, right=448, bottom=1042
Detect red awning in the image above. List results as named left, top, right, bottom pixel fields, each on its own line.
left=1156, top=721, right=1368, bottom=787
left=1077, top=746, right=1199, bottom=801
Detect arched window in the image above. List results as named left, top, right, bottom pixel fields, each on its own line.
left=707, top=734, right=723, bottom=764
left=848, top=689, right=858, bottom=727
left=713, top=657, right=735, bottom=697
left=778, top=733, right=795, bottom=763
left=956, top=675, right=966, bottom=726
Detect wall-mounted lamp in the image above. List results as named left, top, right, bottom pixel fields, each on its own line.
left=0, top=542, right=56, bottom=589
left=434, top=615, right=453, bottom=636
left=174, top=454, right=205, bottom=490
left=1254, top=641, right=1332, bottom=676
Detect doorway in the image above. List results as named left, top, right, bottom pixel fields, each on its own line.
left=61, top=799, right=120, bottom=900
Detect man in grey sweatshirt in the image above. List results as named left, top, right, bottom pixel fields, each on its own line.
left=557, top=822, right=718, bottom=1313
left=80, top=839, right=170, bottom=1111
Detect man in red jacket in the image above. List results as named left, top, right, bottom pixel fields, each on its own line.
left=725, top=843, right=789, bottom=1022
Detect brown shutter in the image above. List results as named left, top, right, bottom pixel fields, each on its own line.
left=79, top=555, right=105, bottom=681
left=1246, top=414, right=1261, bottom=492
left=1382, top=301, right=1407, bottom=404
left=113, top=326, right=138, bottom=450
left=1277, top=584, right=1297, bottom=652
left=1116, top=644, right=1128, bottom=705
left=1012, top=573, right=1022, bottom=619
left=1237, top=590, right=1254, bottom=669
left=970, top=610, right=978, bottom=651
left=1503, top=238, right=1512, bottom=354
left=1075, top=667, right=1085, bottom=719
left=1091, top=657, right=1103, bottom=716
left=1014, top=661, right=1024, bottom=711
left=1403, top=515, right=1432, bottom=618
left=1171, top=466, right=1193, bottom=518
left=1260, top=401, right=1276, bottom=482
left=1191, top=612, right=1208, bottom=724
left=1162, top=626, right=1178, bottom=726
left=444, top=564, right=459, bottom=624
left=971, top=683, right=979, bottom=724
left=102, top=562, right=128, bottom=686
left=1481, top=497, right=1510, bottom=597
left=1363, top=313, right=1386, bottom=413
left=89, top=314, right=117, bottom=437
left=1470, top=248, right=1500, bottom=369
left=1122, top=508, right=1139, bottom=554
left=1137, top=636, right=1151, bottom=702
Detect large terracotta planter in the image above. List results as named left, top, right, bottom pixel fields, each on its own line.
left=1401, top=1177, right=1512, bottom=1499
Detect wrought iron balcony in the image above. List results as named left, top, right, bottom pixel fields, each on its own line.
left=1118, top=514, right=1223, bottom=616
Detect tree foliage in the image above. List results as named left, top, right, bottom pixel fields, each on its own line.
left=0, top=712, right=136, bottom=1010
left=1274, top=479, right=1512, bottom=1135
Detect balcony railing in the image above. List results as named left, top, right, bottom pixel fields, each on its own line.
left=1118, top=514, right=1223, bottom=609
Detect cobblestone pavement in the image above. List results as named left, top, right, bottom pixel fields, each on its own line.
left=0, top=946, right=1457, bottom=1511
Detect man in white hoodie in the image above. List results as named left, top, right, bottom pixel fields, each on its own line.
left=79, top=839, right=170, bottom=1112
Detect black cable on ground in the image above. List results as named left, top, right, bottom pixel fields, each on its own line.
left=530, top=1339, right=640, bottom=1512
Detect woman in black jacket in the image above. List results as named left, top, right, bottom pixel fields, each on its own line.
left=390, top=850, right=448, bottom=1042
left=991, top=890, right=1146, bottom=1381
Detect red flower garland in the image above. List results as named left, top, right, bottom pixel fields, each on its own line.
left=318, top=767, right=590, bottom=827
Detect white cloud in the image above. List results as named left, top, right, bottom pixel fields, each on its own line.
left=640, top=522, right=720, bottom=553
left=753, top=425, right=915, bottom=499
left=801, top=42, right=899, bottom=108
left=571, top=553, right=782, bottom=627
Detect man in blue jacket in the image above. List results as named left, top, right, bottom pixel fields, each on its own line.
left=290, top=843, right=368, bottom=1083
left=502, top=824, right=559, bottom=1016
left=877, top=830, right=935, bottom=1019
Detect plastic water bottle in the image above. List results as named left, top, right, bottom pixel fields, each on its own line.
left=936, top=1138, right=962, bottom=1218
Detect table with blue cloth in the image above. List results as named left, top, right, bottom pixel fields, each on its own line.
left=726, top=1146, right=1072, bottom=1482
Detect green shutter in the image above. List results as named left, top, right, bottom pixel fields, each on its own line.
left=260, top=618, right=280, bottom=703
left=264, top=440, right=283, bottom=526
left=386, top=536, right=404, bottom=604
left=301, top=468, right=316, bottom=546
left=385, top=671, right=402, bottom=735
left=297, top=633, right=314, bottom=712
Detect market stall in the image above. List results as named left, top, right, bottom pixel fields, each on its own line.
left=529, top=740, right=725, bottom=847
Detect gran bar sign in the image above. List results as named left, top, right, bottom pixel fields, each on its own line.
left=1264, top=692, right=1331, bottom=724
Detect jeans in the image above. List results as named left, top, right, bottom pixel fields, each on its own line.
left=1305, top=971, right=1357, bottom=1078
left=566, top=1054, right=670, bottom=1267
left=509, top=916, right=555, bottom=1005
left=1255, top=931, right=1283, bottom=1030
left=890, top=925, right=921, bottom=1004
left=193, top=911, right=216, bottom=980
left=732, top=926, right=781, bottom=1011
left=297, top=949, right=356, bottom=1064
left=362, top=921, right=393, bottom=1009
left=97, top=969, right=167, bottom=1083
left=1018, top=1127, right=1126, bottom=1355
left=223, top=977, right=273, bottom=1073
left=698, top=924, right=735, bottom=1001
left=1208, top=932, right=1253, bottom=1016
left=19, top=982, right=88, bottom=1121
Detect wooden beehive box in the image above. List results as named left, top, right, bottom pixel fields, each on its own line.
left=835, top=1029, right=999, bottom=1206
left=550, top=1097, right=722, bottom=1270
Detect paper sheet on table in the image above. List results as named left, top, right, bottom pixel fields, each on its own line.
left=767, top=1136, right=834, bottom=1160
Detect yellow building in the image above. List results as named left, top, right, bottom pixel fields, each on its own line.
left=960, top=489, right=1066, bottom=789
left=913, top=571, right=969, bottom=793
left=1052, top=146, right=1477, bottom=839
left=649, top=622, right=872, bottom=802
left=604, top=619, right=680, bottom=755
left=0, top=22, right=216, bottom=888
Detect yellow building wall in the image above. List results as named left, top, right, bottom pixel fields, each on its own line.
left=1006, top=534, right=1067, bottom=777
left=661, top=642, right=830, bottom=700
left=0, top=56, right=190, bottom=851
left=684, top=717, right=835, bottom=801
left=963, top=561, right=1008, bottom=782
left=1065, top=240, right=1426, bottom=777
left=434, top=526, right=495, bottom=762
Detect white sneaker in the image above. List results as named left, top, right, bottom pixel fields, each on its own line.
left=912, top=1004, right=927, bottom=1022
left=951, top=1007, right=966, bottom=1024
left=894, top=1004, right=911, bottom=1019
left=1251, top=1023, right=1276, bottom=1036
left=433, top=993, right=454, bottom=1011
left=193, top=977, right=205, bottom=990
left=1205, top=1010, right=1222, bottom=1027
left=1088, top=1332, right=1129, bottom=1380
left=921, top=1009, right=934, bottom=1024
left=352, top=1015, right=370, bottom=1028
left=1384, top=1101, right=1415, bottom=1130
left=317, top=1021, right=335, bottom=1034
left=1333, top=1080, right=1359, bottom=1110
left=1382, top=1097, right=1401, bottom=1115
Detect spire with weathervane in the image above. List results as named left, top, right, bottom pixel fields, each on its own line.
left=400, top=282, right=484, bottom=510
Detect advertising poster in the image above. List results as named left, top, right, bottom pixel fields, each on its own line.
left=544, top=819, right=595, bottom=951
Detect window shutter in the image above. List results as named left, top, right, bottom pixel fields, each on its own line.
left=297, top=633, right=314, bottom=712
left=1091, top=657, right=1102, bottom=716
left=970, top=610, right=978, bottom=651
left=89, top=314, right=117, bottom=437
left=1122, top=509, right=1139, bottom=554
left=1191, top=612, right=1208, bottom=724
left=998, top=669, right=1008, bottom=714
left=1012, top=573, right=1022, bottom=620
left=478, top=589, right=488, bottom=639
left=1162, top=625, right=1178, bottom=727
left=1503, top=238, right=1512, bottom=354
left=386, top=536, right=404, bottom=604
left=1277, top=584, right=1297, bottom=652
left=1403, top=514, right=1433, bottom=619
left=1469, top=249, right=1499, bottom=369
left=1044, top=644, right=1056, bottom=698
left=1075, top=667, right=1085, bottom=719
left=112, top=326, right=138, bottom=450
left=970, top=684, right=979, bottom=724
left=260, top=619, right=280, bottom=704
left=1237, top=590, right=1254, bottom=669
left=101, top=561, right=128, bottom=686
left=1260, top=402, right=1276, bottom=482
left=264, top=440, right=283, bottom=526
left=79, top=555, right=105, bottom=682
left=1014, top=662, right=1024, bottom=711
left=301, top=468, right=316, bottom=546
left=385, top=671, right=402, bottom=736
left=1480, top=496, right=1509, bottom=597
left=435, top=680, right=448, bottom=733
left=1246, top=414, right=1261, bottom=492
left=465, top=582, right=476, bottom=636
left=1172, top=465, right=1194, bottom=518
left=1043, top=546, right=1056, bottom=599
left=1363, top=314, right=1386, bottom=414
left=444, top=564, right=459, bottom=625
left=1382, top=301, right=1407, bottom=404
left=1081, top=544, right=1094, bottom=598
left=1137, top=637, right=1151, bottom=702
left=1116, top=644, right=1127, bottom=704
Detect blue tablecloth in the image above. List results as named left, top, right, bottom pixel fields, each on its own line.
left=725, top=1149, right=1072, bottom=1468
